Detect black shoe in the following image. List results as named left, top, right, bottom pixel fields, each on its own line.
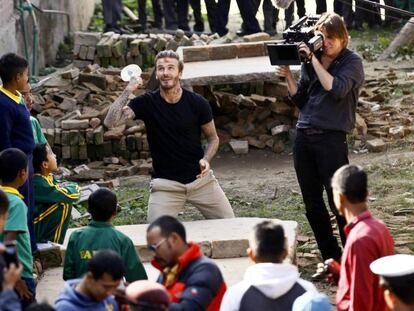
left=354, top=25, right=364, bottom=32
left=264, top=29, right=277, bottom=36
left=236, top=29, right=259, bottom=36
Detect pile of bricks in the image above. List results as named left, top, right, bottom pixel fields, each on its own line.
left=32, top=64, right=153, bottom=178
left=72, top=30, right=245, bottom=70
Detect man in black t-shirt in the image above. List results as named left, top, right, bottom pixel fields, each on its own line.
left=104, top=50, right=234, bottom=222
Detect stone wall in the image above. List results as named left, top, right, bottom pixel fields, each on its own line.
left=0, top=0, right=95, bottom=71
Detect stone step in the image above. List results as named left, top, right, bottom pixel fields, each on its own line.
left=64, top=217, right=298, bottom=263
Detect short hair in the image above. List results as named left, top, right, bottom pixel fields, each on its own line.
left=87, top=188, right=118, bottom=222
left=0, top=148, right=28, bottom=183
left=33, top=144, right=48, bottom=174
left=383, top=277, right=414, bottom=305
left=314, top=12, right=349, bottom=48
left=87, top=250, right=125, bottom=281
left=155, top=50, right=184, bottom=72
left=331, top=165, right=368, bottom=203
left=147, top=216, right=186, bottom=242
left=0, top=189, right=9, bottom=216
left=249, top=221, right=285, bottom=262
left=0, top=53, right=28, bottom=85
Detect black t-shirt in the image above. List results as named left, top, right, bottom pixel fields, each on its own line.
left=128, top=88, right=213, bottom=183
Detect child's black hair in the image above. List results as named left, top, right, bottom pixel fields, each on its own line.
left=0, top=148, right=28, bottom=183
left=87, top=188, right=118, bottom=222
left=33, top=143, right=48, bottom=174
left=0, top=53, right=28, bottom=85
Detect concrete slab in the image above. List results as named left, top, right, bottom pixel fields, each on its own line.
left=64, top=218, right=298, bottom=263
left=36, top=258, right=253, bottom=305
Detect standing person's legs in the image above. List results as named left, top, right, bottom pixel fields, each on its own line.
left=294, top=132, right=342, bottom=262
left=315, top=0, right=327, bottom=13
left=333, top=0, right=342, bottom=15
left=341, top=0, right=354, bottom=29
left=235, top=0, right=261, bottom=34
left=102, top=0, right=115, bottom=29
left=285, top=1, right=294, bottom=28
left=315, top=132, right=349, bottom=247
left=113, top=0, right=123, bottom=27
left=138, top=0, right=148, bottom=30
left=147, top=178, right=187, bottom=222
left=204, top=0, right=230, bottom=36
left=151, top=0, right=164, bottom=28
left=263, top=0, right=278, bottom=34
left=355, top=0, right=368, bottom=28
left=296, top=0, right=306, bottom=17
left=189, top=0, right=204, bottom=31
left=186, top=171, right=234, bottom=219
left=162, top=0, right=178, bottom=29
left=177, top=0, right=190, bottom=30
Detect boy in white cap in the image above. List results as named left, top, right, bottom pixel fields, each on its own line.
left=370, top=254, right=414, bottom=311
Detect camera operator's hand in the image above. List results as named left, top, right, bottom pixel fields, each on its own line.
left=15, top=278, right=33, bottom=300
left=298, top=42, right=313, bottom=61
left=3, top=263, right=23, bottom=290
left=275, top=65, right=292, bottom=79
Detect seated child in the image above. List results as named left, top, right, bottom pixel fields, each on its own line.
left=0, top=148, right=36, bottom=308
left=32, top=143, right=80, bottom=244
left=63, top=188, right=148, bottom=282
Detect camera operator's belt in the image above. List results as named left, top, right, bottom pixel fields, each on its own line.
left=298, top=128, right=325, bottom=135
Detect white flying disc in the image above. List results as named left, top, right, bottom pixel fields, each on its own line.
left=121, top=64, right=142, bottom=82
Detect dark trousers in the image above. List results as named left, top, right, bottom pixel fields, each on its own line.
left=190, top=0, right=204, bottom=31
left=340, top=0, right=354, bottom=28
left=102, top=0, right=123, bottom=27
left=162, top=0, right=190, bottom=30
left=18, top=154, right=37, bottom=252
left=205, top=0, right=230, bottom=36
left=355, top=0, right=381, bottom=27
left=138, top=0, right=163, bottom=29
left=236, top=0, right=262, bottom=34
left=294, top=131, right=348, bottom=261
left=315, top=0, right=342, bottom=14
left=262, top=0, right=305, bottom=32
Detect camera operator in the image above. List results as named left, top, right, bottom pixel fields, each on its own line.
left=276, top=13, right=364, bottom=262
left=0, top=189, right=22, bottom=311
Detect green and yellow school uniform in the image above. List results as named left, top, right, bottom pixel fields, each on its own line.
left=30, top=116, right=47, bottom=144
left=33, top=174, right=80, bottom=244
left=63, top=220, right=148, bottom=282
left=0, top=187, right=33, bottom=279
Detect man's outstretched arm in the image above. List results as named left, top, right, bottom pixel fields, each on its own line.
left=198, top=120, right=219, bottom=178
left=104, top=77, right=142, bottom=128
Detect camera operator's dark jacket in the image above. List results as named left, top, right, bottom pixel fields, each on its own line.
left=289, top=48, right=364, bottom=133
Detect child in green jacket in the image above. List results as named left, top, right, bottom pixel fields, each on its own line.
left=32, top=144, right=80, bottom=244
left=0, top=148, right=36, bottom=308
left=63, top=188, right=148, bottom=283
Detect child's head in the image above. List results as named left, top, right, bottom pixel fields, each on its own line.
left=0, top=189, right=9, bottom=233
left=88, top=188, right=118, bottom=222
left=0, top=53, right=29, bottom=89
left=33, top=144, right=57, bottom=175
left=0, top=148, right=28, bottom=187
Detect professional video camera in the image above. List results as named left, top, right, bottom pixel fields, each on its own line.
left=267, top=15, right=324, bottom=65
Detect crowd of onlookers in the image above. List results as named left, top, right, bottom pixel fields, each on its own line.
left=102, top=0, right=413, bottom=36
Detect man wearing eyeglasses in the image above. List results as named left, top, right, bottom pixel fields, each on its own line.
left=147, top=215, right=226, bottom=311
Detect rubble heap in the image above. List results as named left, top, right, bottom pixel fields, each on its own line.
left=72, top=30, right=272, bottom=69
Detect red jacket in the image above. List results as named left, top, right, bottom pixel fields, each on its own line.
left=152, top=242, right=226, bottom=311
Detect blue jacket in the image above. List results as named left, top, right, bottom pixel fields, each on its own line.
left=0, top=88, right=35, bottom=154
left=54, top=279, right=119, bottom=311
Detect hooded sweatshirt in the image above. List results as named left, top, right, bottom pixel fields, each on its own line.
left=54, top=279, right=119, bottom=311
left=220, top=263, right=316, bottom=311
